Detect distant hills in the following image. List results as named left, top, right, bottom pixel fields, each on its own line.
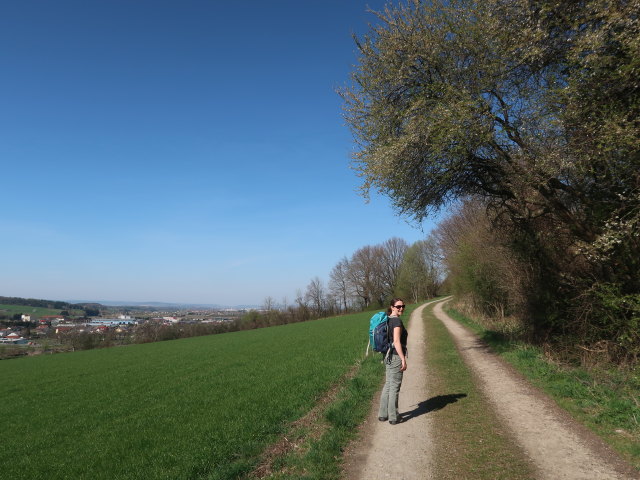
left=3, top=296, right=258, bottom=311
left=66, top=300, right=235, bottom=309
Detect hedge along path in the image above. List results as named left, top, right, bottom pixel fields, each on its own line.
left=341, top=299, right=438, bottom=479
left=433, top=299, right=640, bottom=480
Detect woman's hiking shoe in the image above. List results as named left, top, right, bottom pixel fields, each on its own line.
left=389, top=417, right=403, bottom=425
left=378, top=417, right=388, bottom=422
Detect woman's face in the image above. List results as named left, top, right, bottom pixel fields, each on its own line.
left=391, top=301, right=405, bottom=316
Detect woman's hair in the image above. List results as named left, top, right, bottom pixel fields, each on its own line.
left=387, top=297, right=404, bottom=315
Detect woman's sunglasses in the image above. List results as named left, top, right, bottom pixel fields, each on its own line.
left=393, top=305, right=405, bottom=309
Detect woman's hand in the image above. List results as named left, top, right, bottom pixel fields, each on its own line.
left=400, top=358, right=407, bottom=372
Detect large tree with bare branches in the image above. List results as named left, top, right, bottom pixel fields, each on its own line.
left=380, top=237, right=409, bottom=300
left=347, top=245, right=386, bottom=308
left=329, top=257, right=352, bottom=311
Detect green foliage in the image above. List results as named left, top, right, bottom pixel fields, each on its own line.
left=572, top=283, right=640, bottom=363
left=395, top=236, right=441, bottom=302
left=240, top=309, right=261, bottom=329
left=0, top=296, right=73, bottom=310
left=436, top=200, right=530, bottom=321
left=451, top=242, right=507, bottom=315
left=0, top=311, right=373, bottom=479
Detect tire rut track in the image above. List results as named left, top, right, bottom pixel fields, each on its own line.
left=434, top=299, right=639, bottom=480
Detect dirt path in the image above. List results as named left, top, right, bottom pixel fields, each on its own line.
left=433, top=299, right=638, bottom=480
left=342, top=300, right=438, bottom=480
left=342, top=299, right=638, bottom=480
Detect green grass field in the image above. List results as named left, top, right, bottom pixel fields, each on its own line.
left=0, top=310, right=376, bottom=480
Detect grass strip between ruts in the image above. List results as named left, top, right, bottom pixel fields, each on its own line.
left=423, top=302, right=535, bottom=480
left=445, top=306, right=640, bottom=472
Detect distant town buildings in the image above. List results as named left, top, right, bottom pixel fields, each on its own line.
left=1, top=306, right=246, bottom=358
left=86, top=318, right=137, bottom=327
left=0, top=330, right=30, bottom=344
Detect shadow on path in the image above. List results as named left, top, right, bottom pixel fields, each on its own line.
left=402, top=393, right=467, bottom=422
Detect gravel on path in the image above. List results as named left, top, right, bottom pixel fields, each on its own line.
left=342, top=301, right=438, bottom=480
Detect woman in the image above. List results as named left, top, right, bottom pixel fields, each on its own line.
left=378, top=298, right=408, bottom=425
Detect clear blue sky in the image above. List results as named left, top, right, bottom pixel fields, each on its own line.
left=1, top=0, right=441, bottom=306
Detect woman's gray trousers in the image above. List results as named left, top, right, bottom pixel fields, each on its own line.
left=378, top=354, right=403, bottom=422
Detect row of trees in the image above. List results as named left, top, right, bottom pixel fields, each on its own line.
left=252, top=237, right=444, bottom=328
left=1, top=235, right=445, bottom=356
left=7, top=235, right=445, bottom=355
left=46, top=235, right=445, bottom=353
left=342, top=0, right=639, bottom=364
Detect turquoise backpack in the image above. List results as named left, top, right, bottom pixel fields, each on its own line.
left=367, top=311, right=392, bottom=356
